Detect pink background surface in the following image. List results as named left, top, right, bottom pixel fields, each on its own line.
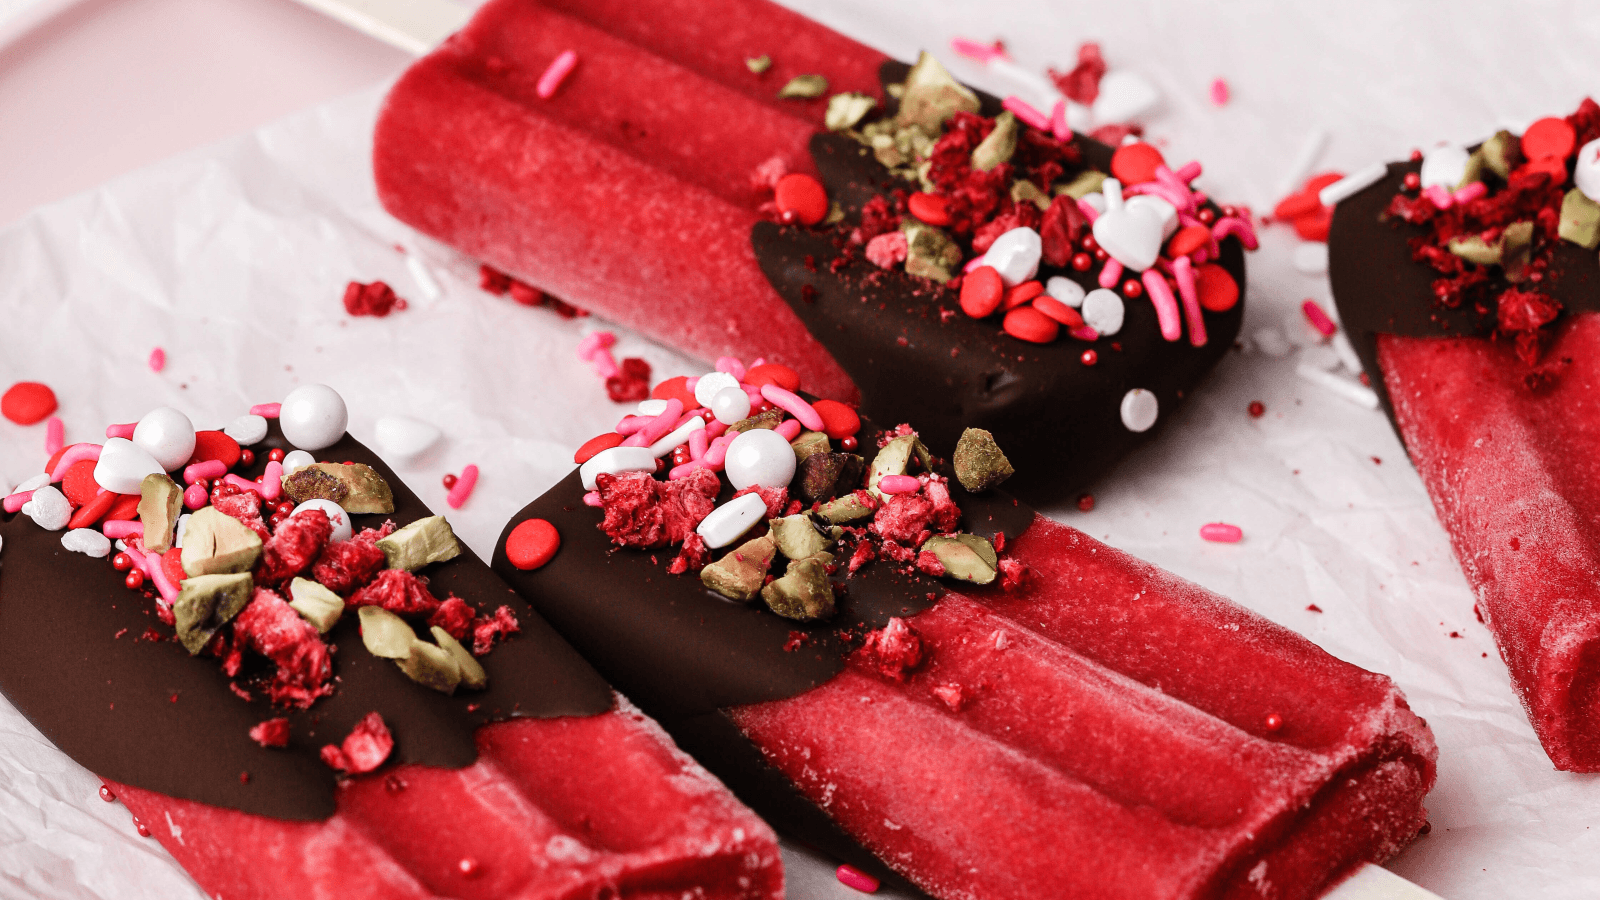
left=0, top=0, right=411, bottom=226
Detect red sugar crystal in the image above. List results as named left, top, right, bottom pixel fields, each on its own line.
left=249, top=717, right=290, bottom=749
left=597, top=469, right=720, bottom=549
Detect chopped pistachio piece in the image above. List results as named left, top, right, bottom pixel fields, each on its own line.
left=745, top=54, right=772, bottom=74
left=895, top=51, right=979, bottom=131
left=397, top=640, right=462, bottom=694
left=1446, top=233, right=1503, bottom=267
left=1479, top=130, right=1518, bottom=179
left=777, top=74, right=828, bottom=99
left=286, top=463, right=393, bottom=514
left=288, top=577, right=344, bottom=633
left=886, top=82, right=905, bottom=99
left=953, top=428, right=1015, bottom=493
left=762, top=553, right=836, bottom=621
left=728, top=406, right=787, bottom=433
left=359, top=606, right=416, bottom=659
left=769, top=515, right=833, bottom=560
left=137, top=473, right=183, bottom=554
left=790, top=430, right=832, bottom=463
left=1011, top=179, right=1051, bottom=211
left=173, top=572, right=253, bottom=655
left=795, top=451, right=865, bottom=503
left=431, top=626, right=487, bottom=690
left=1502, top=220, right=1536, bottom=281
left=818, top=491, right=876, bottom=524
left=700, top=535, right=777, bottom=602
left=971, top=111, right=1018, bottom=172
left=920, top=534, right=998, bottom=584
left=826, top=92, right=877, bottom=131
left=180, top=506, right=263, bottom=577
left=280, top=466, right=348, bottom=507
left=903, top=222, right=963, bottom=283
left=868, top=434, right=934, bottom=499
left=1560, top=188, right=1600, bottom=250
left=824, top=201, right=847, bottom=225
left=1456, top=150, right=1485, bottom=192
left=1057, top=169, right=1108, bottom=200
left=378, top=515, right=462, bottom=572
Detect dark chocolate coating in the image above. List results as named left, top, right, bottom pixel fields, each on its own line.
left=0, top=424, right=611, bottom=821
left=754, top=61, right=1248, bottom=506
left=1328, top=157, right=1600, bottom=424
left=491, top=423, right=1032, bottom=892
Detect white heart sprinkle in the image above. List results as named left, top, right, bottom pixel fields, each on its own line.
left=1125, top=194, right=1178, bottom=242
left=373, top=416, right=441, bottom=461
left=983, top=228, right=1042, bottom=287
left=93, top=439, right=165, bottom=495
left=1092, top=200, right=1164, bottom=272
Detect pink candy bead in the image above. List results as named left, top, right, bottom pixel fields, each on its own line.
left=1049, top=100, right=1071, bottom=141
left=835, top=864, right=880, bottom=893
left=1098, top=258, right=1124, bottom=290
left=51, top=443, right=103, bottom=481
left=45, top=417, right=64, bottom=456
left=878, top=474, right=921, bottom=495
left=774, top=419, right=802, bottom=441
left=447, top=464, right=479, bottom=509
left=1200, top=522, right=1244, bottom=543
left=759, top=384, right=823, bottom=431
left=582, top=491, right=603, bottom=507
left=148, top=347, right=166, bottom=372
left=184, top=459, right=227, bottom=485
left=1210, top=77, right=1230, bottom=106
left=250, top=403, right=281, bottom=418
left=183, top=484, right=209, bottom=510
left=1301, top=299, right=1338, bottom=337
left=536, top=49, right=578, bottom=99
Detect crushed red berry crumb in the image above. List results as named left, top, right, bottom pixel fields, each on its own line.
left=605, top=357, right=653, bottom=403
left=320, top=712, right=394, bottom=774
left=343, top=281, right=404, bottom=318
left=249, top=717, right=291, bottom=749
left=857, top=618, right=925, bottom=681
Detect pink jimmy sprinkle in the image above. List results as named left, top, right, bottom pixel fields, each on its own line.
left=704, top=419, right=730, bottom=440
left=1172, top=257, right=1206, bottom=347
left=1097, top=258, right=1124, bottom=290
left=576, top=331, right=615, bottom=360
left=45, top=417, right=64, bottom=456
left=582, top=490, right=603, bottom=507
left=950, top=37, right=1005, bottom=63
left=835, top=864, right=881, bottom=893
left=615, top=415, right=648, bottom=436
left=714, top=356, right=747, bottom=382
left=258, top=461, right=284, bottom=501
left=1143, top=270, right=1185, bottom=343
left=1453, top=181, right=1487, bottom=204
left=102, top=520, right=143, bottom=540
left=1049, top=100, right=1072, bottom=141
left=625, top=399, right=683, bottom=447
left=184, top=459, right=228, bottom=485
left=125, top=546, right=178, bottom=603
left=536, top=49, right=578, bottom=99
left=878, top=474, right=920, bottom=495
left=183, top=483, right=208, bottom=510
left=51, top=443, right=103, bottom=481
left=1001, top=96, right=1051, bottom=131
left=703, top=433, right=737, bottom=469
left=749, top=357, right=767, bottom=369
left=250, top=403, right=282, bottom=418
left=1209, top=78, right=1230, bottom=106
left=689, top=428, right=710, bottom=461
left=148, top=347, right=166, bottom=373
left=1200, top=522, right=1243, bottom=543
left=775, top=419, right=802, bottom=441
left=105, top=423, right=136, bottom=439
left=759, top=384, right=824, bottom=431
left=1069, top=324, right=1100, bottom=342
left=1171, top=161, right=1203, bottom=184
left=590, top=348, right=620, bottom=380
left=1127, top=179, right=1190, bottom=212
left=223, top=474, right=270, bottom=498
left=1212, top=216, right=1259, bottom=251
left=668, top=459, right=708, bottom=479
left=1301, top=299, right=1338, bottom=337
left=3, top=491, right=34, bottom=514
left=447, top=464, right=479, bottom=509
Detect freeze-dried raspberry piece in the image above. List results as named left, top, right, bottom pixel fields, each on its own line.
left=667, top=532, right=710, bottom=575
left=349, top=569, right=440, bottom=617
left=428, top=596, right=475, bottom=640
left=998, top=557, right=1029, bottom=591
left=479, top=264, right=513, bottom=295
left=210, top=482, right=268, bottom=540
left=1049, top=42, right=1107, bottom=105
left=343, top=280, right=403, bottom=317
left=971, top=203, right=1042, bottom=255
left=320, top=712, right=393, bottom=774
left=857, top=617, right=924, bottom=682
left=865, top=231, right=909, bottom=269
left=846, top=539, right=877, bottom=575
left=249, top=717, right=290, bottom=749
left=750, top=154, right=789, bottom=192
left=922, top=476, right=962, bottom=534
left=472, top=606, right=520, bottom=656
left=730, top=484, right=788, bottom=519
left=606, top=357, right=652, bottom=403
left=233, top=588, right=332, bottom=708
left=873, top=493, right=937, bottom=544
left=309, top=526, right=389, bottom=596
left=596, top=468, right=720, bottom=549
left=879, top=539, right=916, bottom=564
left=255, top=509, right=333, bottom=586
left=1041, top=194, right=1088, bottom=267
left=851, top=195, right=901, bottom=246
left=915, top=549, right=946, bottom=578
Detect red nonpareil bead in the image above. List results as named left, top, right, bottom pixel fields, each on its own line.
left=841, top=435, right=858, bottom=451
left=274, top=501, right=295, bottom=516
left=1080, top=349, right=1098, bottom=366
left=1197, top=207, right=1216, bottom=225
left=239, top=448, right=255, bottom=468
left=1121, top=278, right=1144, bottom=298
left=1079, top=234, right=1098, bottom=252
left=458, top=858, right=482, bottom=878
left=1402, top=172, right=1421, bottom=192
left=112, top=553, right=133, bottom=572
left=442, top=473, right=458, bottom=489
left=1070, top=252, right=1093, bottom=272
left=267, top=448, right=285, bottom=462
left=1248, top=401, right=1266, bottom=418
left=1093, top=247, right=1109, bottom=262
left=1076, top=493, right=1096, bottom=512
left=125, top=570, right=145, bottom=590
left=1264, top=713, right=1284, bottom=732
left=1409, top=148, right=1424, bottom=162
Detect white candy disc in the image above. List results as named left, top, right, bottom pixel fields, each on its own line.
left=1080, top=289, right=1126, bottom=336
left=1120, top=388, right=1159, bottom=433
left=694, top=372, right=741, bottom=410
left=62, top=528, right=112, bottom=558
left=1419, top=143, right=1470, bottom=190
left=695, top=492, right=769, bottom=549
left=636, top=399, right=669, bottom=417
left=1576, top=138, right=1600, bottom=203
left=132, top=407, right=197, bottom=472
left=279, top=384, right=348, bottom=451
left=579, top=446, right=658, bottom=491
left=711, top=387, right=752, bottom=425
left=223, top=414, right=268, bottom=447
left=373, top=415, right=440, bottom=461
left=292, top=499, right=353, bottom=542
left=94, top=438, right=165, bottom=495
left=983, top=227, right=1042, bottom=287
left=1046, top=276, right=1086, bottom=307
left=723, top=429, right=797, bottom=491
left=281, top=450, right=316, bottom=475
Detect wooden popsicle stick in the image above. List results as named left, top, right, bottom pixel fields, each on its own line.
left=285, top=0, right=469, bottom=56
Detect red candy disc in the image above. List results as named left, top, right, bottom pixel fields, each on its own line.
left=650, top=375, right=698, bottom=409
left=1110, top=142, right=1165, bottom=185
left=188, top=431, right=242, bottom=470
left=1166, top=225, right=1212, bottom=259
left=1032, top=296, right=1084, bottom=327
left=1291, top=208, right=1332, bottom=242
left=1304, top=172, right=1344, bottom=194
left=811, top=399, right=860, bottom=439
left=1272, top=192, right=1321, bottom=221
left=744, top=364, right=801, bottom=392
left=506, top=518, right=561, bottom=570
left=1514, top=156, right=1569, bottom=187
left=1195, top=264, right=1240, bottom=312
left=61, top=460, right=101, bottom=507
left=1002, top=307, right=1061, bottom=344
left=774, top=173, right=829, bottom=226
left=2, top=382, right=57, bottom=425
left=1522, top=117, right=1577, bottom=161
left=1001, top=280, right=1045, bottom=312
left=959, top=266, right=1004, bottom=318
left=574, top=432, right=626, bottom=464
left=908, top=192, right=951, bottom=226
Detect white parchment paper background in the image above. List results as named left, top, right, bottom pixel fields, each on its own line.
left=2, top=2, right=1598, bottom=897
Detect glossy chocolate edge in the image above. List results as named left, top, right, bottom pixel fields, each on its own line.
left=0, top=422, right=612, bottom=821
left=754, top=59, right=1248, bottom=506
left=1327, top=156, right=1600, bottom=424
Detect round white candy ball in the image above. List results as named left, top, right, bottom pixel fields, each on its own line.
left=281, top=450, right=316, bottom=475
left=279, top=384, right=348, bottom=451
left=132, top=407, right=197, bottom=471
left=694, top=371, right=741, bottom=410
left=291, top=499, right=353, bottom=543
left=723, top=428, right=797, bottom=491
left=711, top=387, right=752, bottom=425
left=1576, top=138, right=1600, bottom=203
